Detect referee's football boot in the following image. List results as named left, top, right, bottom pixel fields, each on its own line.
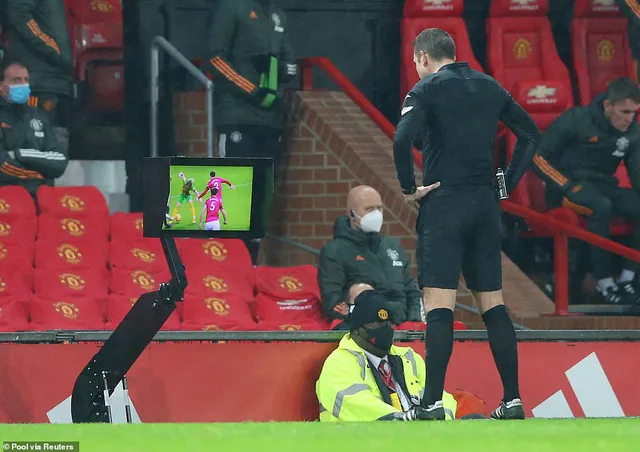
left=417, top=401, right=446, bottom=420
left=491, top=398, right=525, bottom=420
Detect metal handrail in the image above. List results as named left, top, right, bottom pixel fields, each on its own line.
left=150, top=36, right=214, bottom=157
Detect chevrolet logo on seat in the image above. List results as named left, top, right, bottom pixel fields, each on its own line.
left=527, top=85, right=558, bottom=104
left=423, top=0, right=454, bottom=10
left=510, top=0, right=539, bottom=10
left=592, top=0, right=618, bottom=11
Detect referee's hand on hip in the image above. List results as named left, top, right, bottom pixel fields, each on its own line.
left=403, top=182, right=441, bottom=209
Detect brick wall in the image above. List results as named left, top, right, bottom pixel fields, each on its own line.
left=172, top=90, right=640, bottom=330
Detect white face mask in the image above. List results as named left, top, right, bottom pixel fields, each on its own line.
left=355, top=209, right=383, bottom=233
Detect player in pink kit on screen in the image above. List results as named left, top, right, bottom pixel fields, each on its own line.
left=198, top=170, right=235, bottom=201
left=199, top=188, right=228, bottom=231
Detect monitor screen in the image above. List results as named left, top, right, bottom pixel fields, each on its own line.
left=166, top=164, right=254, bottom=232
left=143, top=157, right=274, bottom=239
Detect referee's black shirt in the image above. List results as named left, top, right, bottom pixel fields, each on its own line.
left=393, top=62, right=541, bottom=195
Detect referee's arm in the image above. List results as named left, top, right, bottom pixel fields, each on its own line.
left=498, top=90, right=542, bottom=193
left=393, top=92, right=426, bottom=195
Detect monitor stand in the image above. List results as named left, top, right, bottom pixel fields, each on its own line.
left=70, top=235, right=187, bottom=423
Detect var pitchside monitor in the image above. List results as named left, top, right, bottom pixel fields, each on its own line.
left=142, top=157, right=274, bottom=239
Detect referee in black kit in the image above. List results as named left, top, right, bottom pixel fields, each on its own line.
left=393, top=29, right=541, bottom=420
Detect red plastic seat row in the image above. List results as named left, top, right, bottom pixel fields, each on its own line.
left=400, top=0, right=483, bottom=102
left=65, top=0, right=124, bottom=114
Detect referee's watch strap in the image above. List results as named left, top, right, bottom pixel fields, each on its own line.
left=402, top=186, right=417, bottom=195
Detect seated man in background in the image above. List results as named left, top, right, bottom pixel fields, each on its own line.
left=533, top=78, right=640, bottom=305
left=0, top=59, right=68, bottom=198
left=318, top=185, right=423, bottom=329
left=316, top=289, right=484, bottom=421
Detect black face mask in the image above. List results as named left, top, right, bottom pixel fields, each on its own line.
left=364, top=325, right=395, bottom=353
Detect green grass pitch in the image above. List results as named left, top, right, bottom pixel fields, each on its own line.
left=166, top=165, right=253, bottom=231
left=1, top=419, right=639, bottom=451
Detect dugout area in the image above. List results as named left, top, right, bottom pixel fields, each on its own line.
left=0, top=329, right=638, bottom=423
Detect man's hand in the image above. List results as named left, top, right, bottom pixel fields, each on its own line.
left=231, top=185, right=236, bottom=190
left=332, top=302, right=349, bottom=317
left=404, top=182, right=441, bottom=209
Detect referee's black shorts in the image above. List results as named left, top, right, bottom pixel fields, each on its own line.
left=416, top=185, right=502, bottom=292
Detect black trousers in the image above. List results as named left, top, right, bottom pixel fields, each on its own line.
left=416, top=185, right=503, bottom=292
left=560, top=181, right=640, bottom=279
left=217, top=125, right=282, bottom=167
left=217, top=125, right=283, bottom=264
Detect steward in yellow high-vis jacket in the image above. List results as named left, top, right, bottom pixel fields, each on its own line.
left=316, top=290, right=460, bottom=422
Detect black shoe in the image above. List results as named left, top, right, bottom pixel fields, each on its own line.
left=417, top=401, right=446, bottom=420
left=617, top=281, right=640, bottom=304
left=598, top=285, right=634, bottom=305
left=491, top=398, right=525, bottom=420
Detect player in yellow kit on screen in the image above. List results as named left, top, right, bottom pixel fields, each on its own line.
left=173, top=172, right=202, bottom=224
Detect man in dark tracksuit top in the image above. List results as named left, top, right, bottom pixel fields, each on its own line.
left=615, top=0, right=640, bottom=82
left=4, top=0, right=73, bottom=151
left=533, top=78, right=640, bottom=305
left=393, top=29, right=540, bottom=421
left=318, top=186, right=424, bottom=330
left=204, top=0, right=297, bottom=163
left=0, top=59, right=68, bottom=198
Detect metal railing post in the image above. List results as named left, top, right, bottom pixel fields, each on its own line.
left=149, top=36, right=214, bottom=157
left=150, top=45, right=159, bottom=157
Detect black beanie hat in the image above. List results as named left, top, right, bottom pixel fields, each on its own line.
left=349, top=290, right=392, bottom=329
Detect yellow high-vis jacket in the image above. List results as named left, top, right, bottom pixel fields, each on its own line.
left=316, top=333, right=457, bottom=421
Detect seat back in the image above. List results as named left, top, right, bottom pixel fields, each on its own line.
left=487, top=0, right=573, bottom=126
left=572, top=0, right=634, bottom=105
left=400, top=0, right=483, bottom=100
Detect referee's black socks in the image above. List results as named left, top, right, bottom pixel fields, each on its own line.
left=423, top=308, right=454, bottom=407
left=482, top=304, right=521, bottom=402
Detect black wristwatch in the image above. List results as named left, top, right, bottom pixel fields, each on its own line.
left=402, top=186, right=417, bottom=195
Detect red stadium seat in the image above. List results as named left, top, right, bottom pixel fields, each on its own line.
left=0, top=185, right=36, bottom=218
left=0, top=240, right=35, bottom=271
left=400, top=0, right=483, bottom=100
left=181, top=292, right=257, bottom=331
left=35, top=238, right=108, bottom=270
left=253, top=265, right=324, bottom=325
left=184, top=264, right=255, bottom=301
left=572, top=0, right=635, bottom=105
left=30, top=295, right=106, bottom=331
left=487, top=0, right=573, bottom=127
left=177, top=238, right=253, bottom=273
left=0, top=299, right=29, bottom=332
left=0, top=215, right=37, bottom=244
left=66, top=0, right=124, bottom=114
left=106, top=295, right=181, bottom=331
left=109, top=267, right=171, bottom=297
left=37, top=214, right=109, bottom=242
left=36, top=186, right=109, bottom=218
left=109, top=239, right=168, bottom=273
left=109, top=212, right=144, bottom=241
left=33, top=267, right=109, bottom=299
left=0, top=263, right=33, bottom=302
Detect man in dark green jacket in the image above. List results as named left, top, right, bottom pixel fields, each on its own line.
left=204, top=0, right=296, bottom=163
left=4, top=0, right=73, bottom=151
left=615, top=0, right=640, bottom=81
left=0, top=59, right=68, bottom=197
left=318, top=185, right=424, bottom=329
left=533, top=78, right=640, bottom=305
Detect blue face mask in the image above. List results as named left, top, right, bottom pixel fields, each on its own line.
left=7, top=84, right=31, bottom=104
